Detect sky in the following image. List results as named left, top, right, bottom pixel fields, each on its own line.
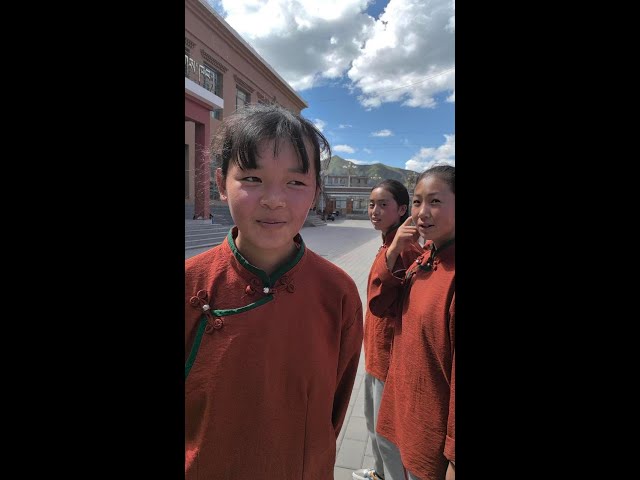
left=206, top=0, right=454, bottom=173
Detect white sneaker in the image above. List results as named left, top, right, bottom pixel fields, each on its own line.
left=352, top=468, right=384, bottom=480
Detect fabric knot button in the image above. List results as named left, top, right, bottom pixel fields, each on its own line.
left=205, top=324, right=214, bottom=334
left=286, top=283, right=295, bottom=293
left=202, top=304, right=210, bottom=311
left=263, top=287, right=270, bottom=294
left=245, top=285, right=255, bottom=295
left=213, top=318, right=224, bottom=329
left=196, top=289, right=209, bottom=300
left=189, top=296, right=201, bottom=307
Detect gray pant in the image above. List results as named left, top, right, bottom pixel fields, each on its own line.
left=364, top=373, right=405, bottom=480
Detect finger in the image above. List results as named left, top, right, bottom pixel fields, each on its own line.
left=402, top=215, right=414, bottom=227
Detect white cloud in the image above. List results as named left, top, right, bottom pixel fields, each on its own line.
left=371, top=129, right=393, bottom=137
left=405, top=134, right=455, bottom=172
left=349, top=0, right=455, bottom=108
left=215, top=0, right=375, bottom=91
left=339, top=124, right=353, bottom=129
left=363, top=148, right=372, bottom=154
left=211, top=0, right=454, bottom=109
left=334, top=144, right=356, bottom=153
left=313, top=118, right=327, bottom=132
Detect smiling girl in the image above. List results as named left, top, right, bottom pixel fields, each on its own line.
left=185, top=104, right=363, bottom=479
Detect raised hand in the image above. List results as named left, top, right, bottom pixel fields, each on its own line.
left=386, top=216, right=419, bottom=272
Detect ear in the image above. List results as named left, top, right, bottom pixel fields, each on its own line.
left=215, top=168, right=228, bottom=201
left=399, top=204, right=408, bottom=217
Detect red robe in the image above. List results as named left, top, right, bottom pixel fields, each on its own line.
left=185, top=228, right=363, bottom=479
left=364, top=227, right=422, bottom=381
left=370, top=240, right=455, bottom=479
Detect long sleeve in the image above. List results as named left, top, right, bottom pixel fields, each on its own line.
left=368, top=243, right=422, bottom=319
left=444, top=294, right=455, bottom=463
left=332, top=300, right=363, bottom=437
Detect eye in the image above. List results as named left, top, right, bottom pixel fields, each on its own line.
left=287, top=180, right=307, bottom=186
left=368, top=203, right=375, bottom=208
left=241, top=176, right=261, bottom=183
left=413, top=200, right=421, bottom=205
left=430, top=198, right=441, bottom=204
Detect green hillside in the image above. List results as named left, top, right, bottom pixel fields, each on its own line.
left=324, top=155, right=420, bottom=185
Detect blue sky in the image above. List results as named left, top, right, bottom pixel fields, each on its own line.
left=206, top=0, right=455, bottom=172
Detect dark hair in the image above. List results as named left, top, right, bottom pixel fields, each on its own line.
left=416, top=164, right=455, bottom=194
left=212, top=103, right=330, bottom=188
left=371, top=179, right=411, bottom=222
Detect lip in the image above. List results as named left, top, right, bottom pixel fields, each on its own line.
left=256, top=220, right=287, bottom=228
left=418, top=223, right=434, bottom=229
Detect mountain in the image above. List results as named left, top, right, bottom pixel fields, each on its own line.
left=323, top=155, right=420, bottom=186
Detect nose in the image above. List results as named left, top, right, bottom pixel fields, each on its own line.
left=416, top=202, right=431, bottom=219
left=260, top=185, right=286, bottom=209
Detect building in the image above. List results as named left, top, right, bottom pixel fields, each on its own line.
left=185, top=0, right=307, bottom=220
left=322, top=175, right=373, bottom=216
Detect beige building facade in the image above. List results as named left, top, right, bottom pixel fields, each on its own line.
left=185, top=0, right=307, bottom=219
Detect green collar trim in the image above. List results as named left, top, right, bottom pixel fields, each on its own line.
left=212, top=294, right=273, bottom=317
left=226, top=228, right=306, bottom=287
left=185, top=317, right=207, bottom=380
left=185, top=294, right=276, bottom=380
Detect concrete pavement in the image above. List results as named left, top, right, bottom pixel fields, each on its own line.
left=186, top=219, right=383, bottom=479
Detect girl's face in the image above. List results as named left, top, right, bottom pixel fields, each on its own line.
left=368, top=187, right=406, bottom=234
left=216, top=138, right=318, bottom=263
left=411, top=175, right=455, bottom=247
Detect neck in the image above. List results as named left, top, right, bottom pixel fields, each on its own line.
left=382, top=221, right=402, bottom=239
left=432, top=236, right=455, bottom=252
left=236, top=237, right=298, bottom=276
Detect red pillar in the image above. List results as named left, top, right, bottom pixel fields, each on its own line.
left=186, top=95, right=212, bottom=220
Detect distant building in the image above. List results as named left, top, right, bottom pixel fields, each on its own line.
left=185, top=0, right=307, bottom=219
left=322, top=175, right=373, bottom=215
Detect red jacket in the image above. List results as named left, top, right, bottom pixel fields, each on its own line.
left=185, top=228, right=363, bottom=479
left=370, top=240, right=455, bottom=479
left=364, top=227, right=422, bottom=381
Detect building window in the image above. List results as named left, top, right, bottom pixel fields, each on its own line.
left=203, top=63, right=222, bottom=97
left=211, top=109, right=222, bottom=121
left=236, top=88, right=249, bottom=110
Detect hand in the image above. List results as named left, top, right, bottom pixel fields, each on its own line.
left=386, top=216, right=419, bottom=270
left=445, top=461, right=455, bottom=480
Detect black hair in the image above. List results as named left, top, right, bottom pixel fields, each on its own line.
left=212, top=103, right=331, bottom=188
left=416, top=164, right=455, bottom=194
left=371, top=179, right=411, bottom=222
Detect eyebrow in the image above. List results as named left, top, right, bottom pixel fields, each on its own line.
left=241, top=165, right=309, bottom=174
